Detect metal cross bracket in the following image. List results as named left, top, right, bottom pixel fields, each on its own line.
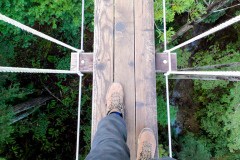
left=71, top=52, right=93, bottom=73
left=155, top=52, right=177, bottom=73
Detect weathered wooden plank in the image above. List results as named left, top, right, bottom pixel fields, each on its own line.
left=70, top=52, right=93, bottom=73
left=135, top=0, right=158, bottom=158
left=92, top=0, right=114, bottom=142
left=114, top=0, right=136, bottom=158
left=156, top=53, right=177, bottom=73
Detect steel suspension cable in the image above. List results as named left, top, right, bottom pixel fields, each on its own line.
left=76, top=0, right=85, bottom=159
left=76, top=74, right=83, bottom=160
left=163, top=0, right=167, bottom=51
left=168, top=15, right=240, bottom=52
left=161, top=2, right=240, bottom=159
left=0, top=66, right=77, bottom=74
left=0, top=13, right=82, bottom=52
left=169, top=71, right=240, bottom=77
left=80, top=0, right=85, bottom=51
left=0, top=1, right=87, bottom=160
left=162, top=0, right=173, bottom=157
left=0, top=3, right=85, bottom=159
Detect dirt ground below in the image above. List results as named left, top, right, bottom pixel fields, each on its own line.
left=172, top=79, right=200, bottom=134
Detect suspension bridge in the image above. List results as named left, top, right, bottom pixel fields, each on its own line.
left=0, top=0, right=240, bottom=159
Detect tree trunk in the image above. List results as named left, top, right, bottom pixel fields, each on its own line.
left=12, top=97, right=52, bottom=123
left=171, top=0, right=233, bottom=43
left=14, top=97, right=52, bottom=114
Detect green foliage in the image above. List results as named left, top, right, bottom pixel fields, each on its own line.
left=79, top=83, right=93, bottom=158
left=0, top=83, right=32, bottom=150
left=0, top=0, right=239, bottom=159
left=177, top=50, right=191, bottom=68
left=203, top=11, right=226, bottom=23
left=178, top=133, right=211, bottom=160
left=154, top=0, right=206, bottom=23
left=223, top=83, right=240, bottom=152
left=33, top=114, right=49, bottom=141
left=187, top=31, right=240, bottom=158
left=177, top=19, right=240, bottom=159
left=56, top=54, right=71, bottom=79
left=0, top=41, right=15, bottom=66
left=156, top=26, right=176, bottom=45
left=193, top=42, right=240, bottom=68
left=0, top=103, right=14, bottom=145
left=154, top=0, right=206, bottom=45
left=194, top=80, right=240, bottom=157
left=158, top=144, right=168, bottom=158
left=0, top=83, right=33, bottom=103
left=156, top=74, right=177, bottom=126
left=157, top=95, right=177, bottom=126
left=0, top=0, right=94, bottom=48
left=0, top=0, right=94, bottom=159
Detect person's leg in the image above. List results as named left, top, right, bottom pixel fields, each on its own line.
left=86, top=83, right=130, bottom=160
left=86, top=113, right=130, bottom=160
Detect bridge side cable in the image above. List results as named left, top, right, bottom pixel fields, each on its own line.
left=76, top=0, right=85, bottom=160
left=0, top=13, right=82, bottom=52
left=162, top=0, right=173, bottom=157
left=0, top=66, right=78, bottom=74
left=168, top=15, right=240, bottom=52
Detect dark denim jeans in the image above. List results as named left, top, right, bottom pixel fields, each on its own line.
left=86, top=114, right=176, bottom=160
left=86, top=114, right=130, bottom=160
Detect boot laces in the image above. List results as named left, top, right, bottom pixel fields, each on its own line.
left=139, top=141, right=152, bottom=160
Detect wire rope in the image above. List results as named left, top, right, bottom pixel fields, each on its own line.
left=0, top=13, right=82, bottom=52
left=168, top=15, right=240, bottom=52
left=0, top=66, right=77, bottom=74
left=162, top=0, right=173, bottom=157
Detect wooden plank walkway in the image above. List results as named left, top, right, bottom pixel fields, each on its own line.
left=92, top=0, right=114, bottom=142
left=135, top=0, right=158, bottom=158
left=114, top=0, right=136, bottom=158
left=92, top=0, right=158, bottom=159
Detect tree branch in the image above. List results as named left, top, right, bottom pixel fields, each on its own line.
left=43, top=85, right=63, bottom=104
left=14, top=97, right=52, bottom=114
left=12, top=106, right=40, bottom=124
left=12, top=96, right=52, bottom=124
left=171, top=0, right=232, bottom=43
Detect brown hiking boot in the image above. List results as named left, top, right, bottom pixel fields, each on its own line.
left=106, top=83, right=124, bottom=117
left=137, top=128, right=156, bottom=160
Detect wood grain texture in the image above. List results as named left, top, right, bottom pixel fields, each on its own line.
left=135, top=0, right=158, bottom=158
left=92, top=0, right=114, bottom=142
left=70, top=52, right=93, bottom=73
left=92, top=1, right=158, bottom=158
left=114, top=0, right=136, bottom=158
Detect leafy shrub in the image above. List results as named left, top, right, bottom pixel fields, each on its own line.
left=178, top=133, right=211, bottom=160
left=157, top=95, right=177, bottom=126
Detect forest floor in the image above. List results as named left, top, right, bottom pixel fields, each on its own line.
left=172, top=79, right=200, bottom=134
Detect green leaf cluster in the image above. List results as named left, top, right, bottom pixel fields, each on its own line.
left=194, top=81, right=240, bottom=158
left=0, top=0, right=94, bottom=159
left=154, top=0, right=206, bottom=45
left=157, top=95, right=177, bottom=126
left=178, top=133, right=211, bottom=160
